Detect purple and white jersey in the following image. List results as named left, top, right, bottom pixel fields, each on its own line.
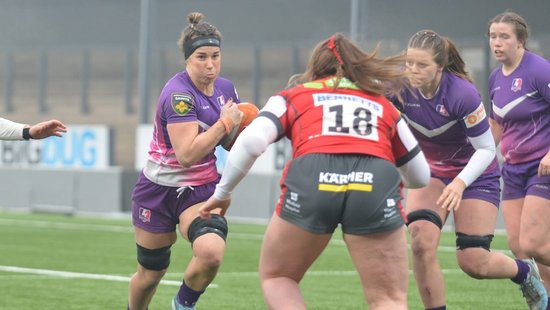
left=395, top=71, right=498, bottom=178
left=143, top=71, right=239, bottom=187
left=489, top=51, right=550, bottom=164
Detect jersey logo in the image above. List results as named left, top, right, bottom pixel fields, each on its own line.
left=511, top=78, right=522, bottom=92
left=139, top=208, right=151, bottom=223
left=465, top=103, right=486, bottom=128
left=405, top=102, right=421, bottom=108
left=435, top=104, right=449, bottom=117
left=217, top=95, right=225, bottom=106
left=318, top=171, right=374, bottom=192
left=171, top=93, right=193, bottom=115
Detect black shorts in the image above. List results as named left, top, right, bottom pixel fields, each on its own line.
left=276, top=153, right=406, bottom=235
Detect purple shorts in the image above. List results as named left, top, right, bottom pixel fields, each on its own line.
left=434, top=172, right=501, bottom=208
left=502, top=159, right=550, bottom=201
left=131, top=172, right=220, bottom=233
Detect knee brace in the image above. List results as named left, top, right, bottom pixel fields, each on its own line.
left=136, top=244, right=171, bottom=271
left=187, top=214, right=228, bottom=244
left=456, top=232, right=494, bottom=251
left=406, top=209, right=443, bottom=230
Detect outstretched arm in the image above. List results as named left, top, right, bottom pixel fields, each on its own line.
left=28, top=119, right=67, bottom=139
left=199, top=116, right=278, bottom=218
left=394, top=118, right=430, bottom=188
left=0, top=118, right=67, bottom=140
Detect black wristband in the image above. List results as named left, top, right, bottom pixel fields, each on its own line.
left=22, top=127, right=32, bottom=140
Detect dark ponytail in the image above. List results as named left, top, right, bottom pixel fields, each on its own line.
left=407, top=29, right=472, bottom=83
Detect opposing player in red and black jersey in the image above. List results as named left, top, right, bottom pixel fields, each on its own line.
left=199, top=33, right=430, bottom=309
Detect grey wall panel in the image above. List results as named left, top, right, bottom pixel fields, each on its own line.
left=0, top=167, right=32, bottom=208
left=227, top=173, right=280, bottom=222
left=0, top=167, right=124, bottom=215
left=122, top=169, right=140, bottom=212
left=0, top=167, right=281, bottom=222
left=75, top=168, right=123, bottom=213
left=29, top=169, right=77, bottom=213
left=0, top=167, right=508, bottom=229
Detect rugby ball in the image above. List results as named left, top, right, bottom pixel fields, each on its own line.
left=220, top=102, right=259, bottom=151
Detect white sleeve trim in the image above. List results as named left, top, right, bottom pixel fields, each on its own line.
left=456, top=129, right=496, bottom=187
left=395, top=118, right=430, bottom=188
left=397, top=151, right=430, bottom=188
left=0, top=117, right=25, bottom=140
left=396, top=118, right=419, bottom=152
left=261, top=95, right=287, bottom=118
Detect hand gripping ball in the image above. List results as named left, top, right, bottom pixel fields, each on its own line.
left=220, top=102, right=259, bottom=151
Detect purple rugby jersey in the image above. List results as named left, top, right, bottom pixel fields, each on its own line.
left=143, top=71, right=240, bottom=187
left=489, top=51, right=550, bottom=164
left=394, top=71, right=498, bottom=179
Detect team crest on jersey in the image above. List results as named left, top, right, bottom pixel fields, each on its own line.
left=435, top=104, right=449, bottom=117
left=511, top=78, right=522, bottom=92
left=217, top=95, right=225, bottom=106
left=139, top=208, right=151, bottom=223
left=171, top=93, right=193, bottom=115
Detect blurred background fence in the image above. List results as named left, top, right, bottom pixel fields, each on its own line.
left=0, top=0, right=549, bottom=219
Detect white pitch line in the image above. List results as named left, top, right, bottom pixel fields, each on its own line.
left=0, top=265, right=219, bottom=288
left=327, top=238, right=512, bottom=255
left=0, top=265, right=467, bottom=283
left=0, top=218, right=512, bottom=255
left=165, top=269, right=467, bottom=278
left=0, top=218, right=132, bottom=233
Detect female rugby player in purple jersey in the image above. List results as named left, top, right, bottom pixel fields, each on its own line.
left=488, top=11, right=550, bottom=310
left=127, top=12, right=242, bottom=310
left=392, top=29, right=547, bottom=310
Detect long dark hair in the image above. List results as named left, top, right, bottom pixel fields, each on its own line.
left=407, top=29, right=473, bottom=83
left=300, top=32, right=408, bottom=98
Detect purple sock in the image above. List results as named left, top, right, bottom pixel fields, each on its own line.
left=426, top=307, right=446, bottom=310
left=177, top=281, right=205, bottom=307
left=511, top=259, right=530, bottom=284
left=547, top=297, right=550, bottom=310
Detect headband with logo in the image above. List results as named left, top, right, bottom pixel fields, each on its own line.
left=184, top=35, right=221, bottom=59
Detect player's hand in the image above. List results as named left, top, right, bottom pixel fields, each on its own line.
left=437, top=178, right=466, bottom=211
left=199, top=196, right=231, bottom=219
left=538, top=151, right=550, bottom=176
left=220, top=99, right=243, bottom=128
left=29, top=120, right=67, bottom=139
